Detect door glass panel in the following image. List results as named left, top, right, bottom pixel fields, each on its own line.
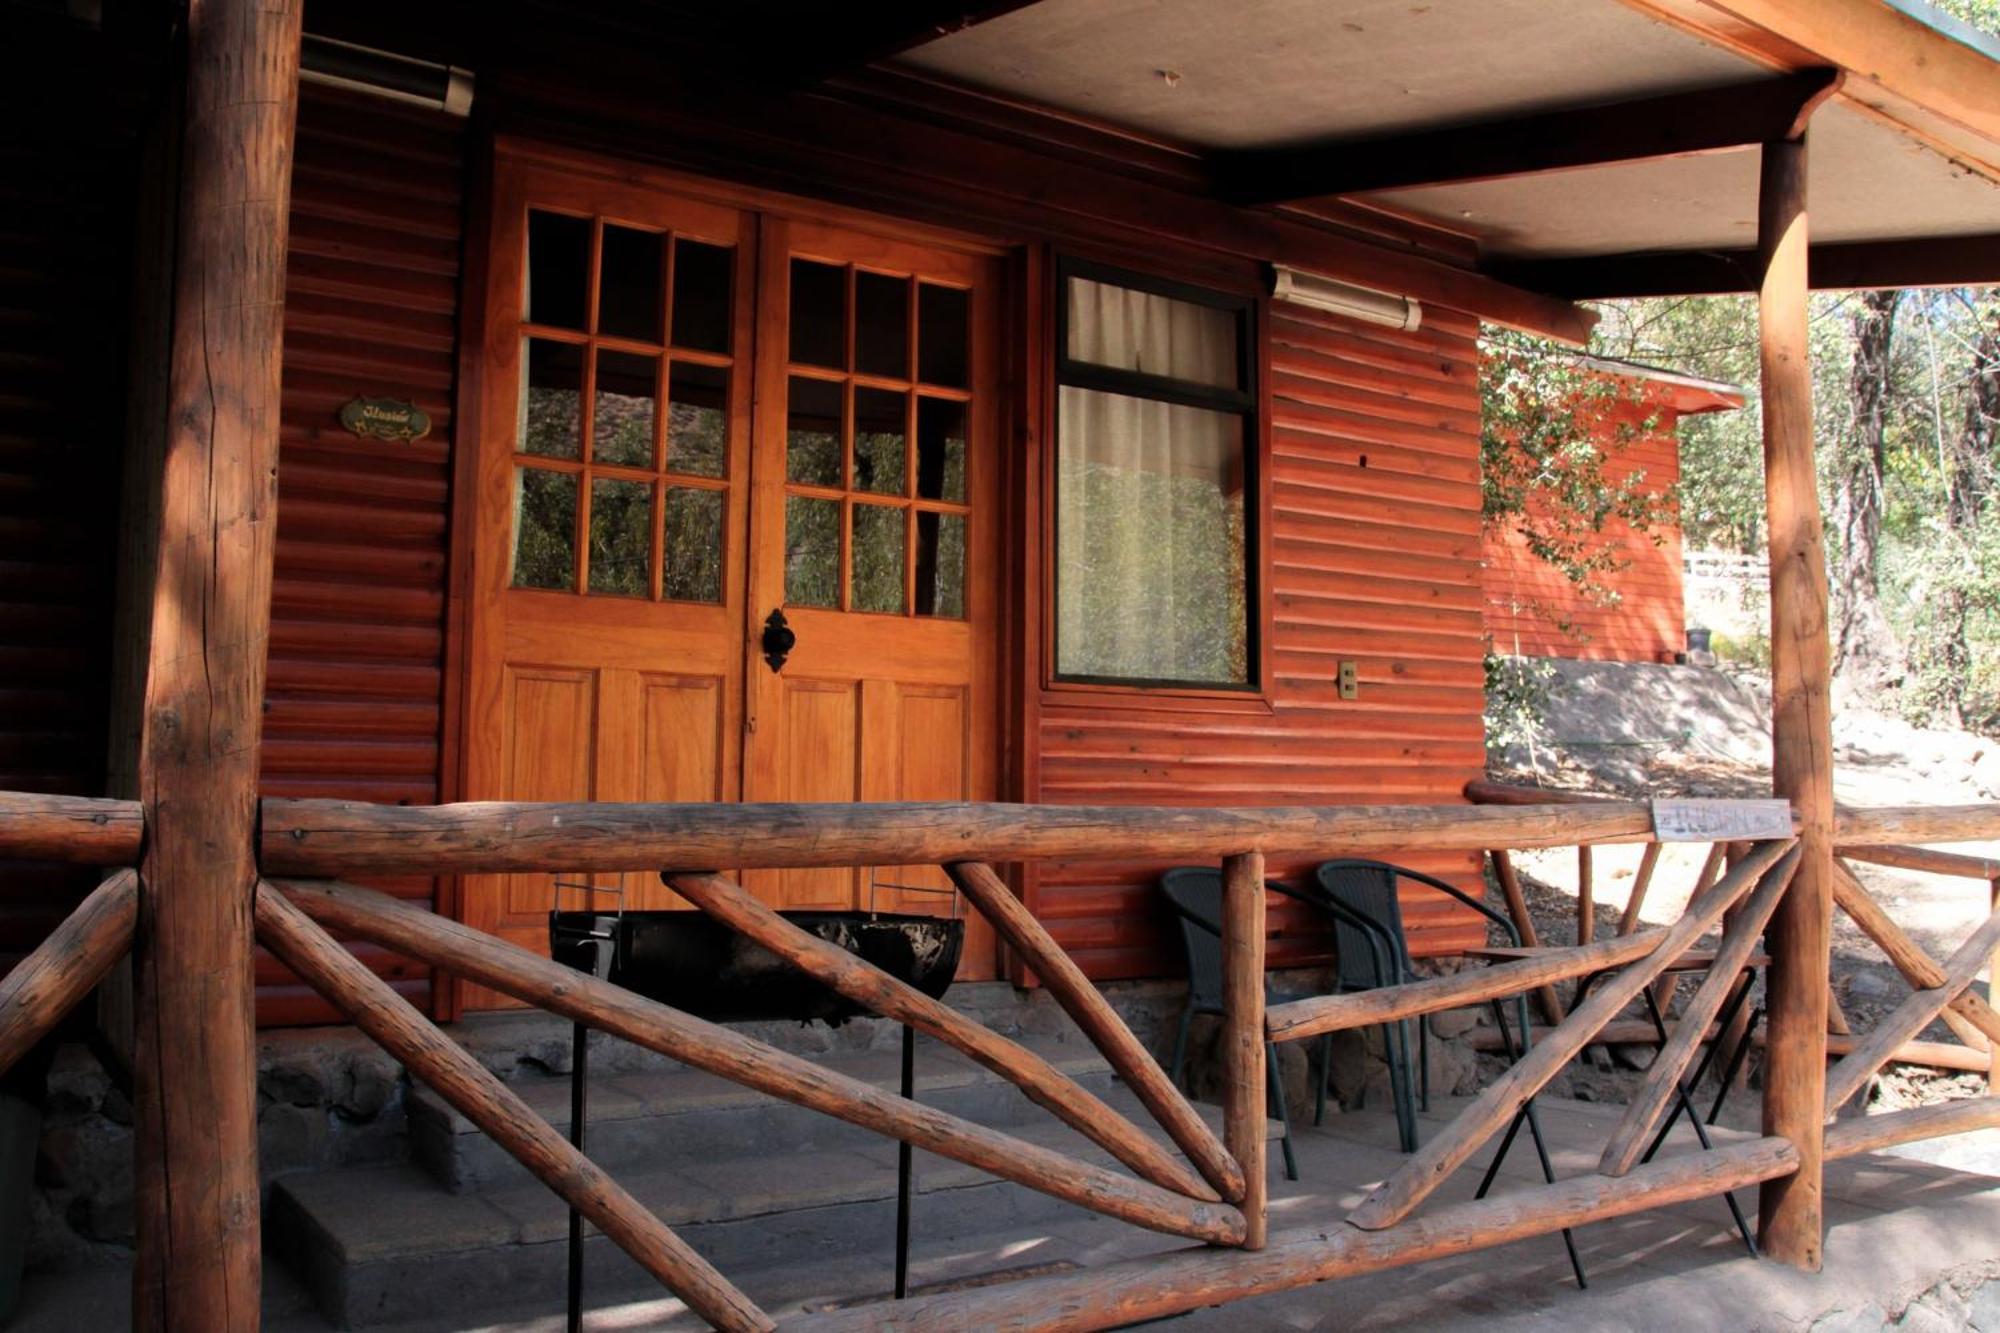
left=520, top=339, right=584, bottom=459
left=915, top=512, right=965, bottom=619
left=786, top=376, right=843, bottom=487
left=513, top=467, right=577, bottom=590
left=918, top=283, right=969, bottom=388
left=785, top=495, right=840, bottom=608
left=663, top=486, right=724, bottom=603
left=851, top=503, right=906, bottom=614
left=671, top=240, right=733, bottom=353
left=915, top=398, right=966, bottom=502
left=854, top=271, right=909, bottom=379
left=598, top=224, right=664, bottom=342
left=526, top=211, right=590, bottom=329
left=852, top=388, right=907, bottom=496
left=588, top=477, right=652, bottom=597
left=789, top=259, right=847, bottom=369
left=593, top=350, right=657, bottom=466
left=667, top=362, right=727, bottom=478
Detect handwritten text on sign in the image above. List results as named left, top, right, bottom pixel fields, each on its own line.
left=1651, top=799, right=1795, bottom=843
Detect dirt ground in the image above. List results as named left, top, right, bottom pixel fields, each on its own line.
left=1486, top=659, right=1999, bottom=1119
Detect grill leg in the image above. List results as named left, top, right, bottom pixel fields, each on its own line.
left=896, top=1023, right=914, bottom=1299
left=568, top=1018, right=588, bottom=1333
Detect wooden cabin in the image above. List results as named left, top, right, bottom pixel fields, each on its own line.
left=1482, top=358, right=1744, bottom=665
left=1, top=1, right=1998, bottom=1327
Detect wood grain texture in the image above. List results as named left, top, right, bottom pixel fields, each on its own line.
left=664, top=872, right=1212, bottom=1201
left=253, top=884, right=771, bottom=1332
left=1824, top=1098, right=2000, bottom=1159
left=1832, top=805, right=2000, bottom=846
left=1823, top=907, right=2000, bottom=1113
left=131, top=2, right=300, bottom=1325
left=946, top=860, right=1244, bottom=1204
left=1620, top=842, right=1664, bottom=935
left=1220, top=852, right=1267, bottom=1250
left=1832, top=860, right=2000, bottom=1050
left=1349, top=840, right=1796, bottom=1230
left=1266, top=929, right=1666, bottom=1044
left=261, top=798, right=1656, bottom=877
left=272, top=878, right=1245, bottom=1245
left=0, top=870, right=136, bottom=1075
left=785, top=1136, right=1799, bottom=1332
left=1599, top=856, right=1792, bottom=1176
left=1490, top=850, right=1565, bottom=1025
left=1756, top=132, right=1833, bottom=1273
left=0, top=793, right=144, bottom=864
left=1837, top=844, right=2000, bottom=881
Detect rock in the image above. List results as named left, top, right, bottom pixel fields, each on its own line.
left=1847, top=970, right=1902, bottom=1004
left=1429, top=1007, right=1481, bottom=1040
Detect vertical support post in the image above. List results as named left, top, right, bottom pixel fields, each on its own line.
left=1755, top=132, right=1833, bottom=1272
left=1221, top=851, right=1268, bottom=1250
left=131, top=1, right=302, bottom=1327
left=1576, top=845, right=1595, bottom=946
left=1989, top=877, right=1998, bottom=1095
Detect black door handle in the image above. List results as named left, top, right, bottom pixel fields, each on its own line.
left=761, top=609, right=796, bottom=673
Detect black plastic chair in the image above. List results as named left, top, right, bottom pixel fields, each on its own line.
left=1312, top=858, right=1588, bottom=1287
left=1158, top=868, right=1307, bottom=1181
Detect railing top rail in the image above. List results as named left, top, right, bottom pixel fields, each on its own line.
left=1467, top=781, right=1999, bottom=850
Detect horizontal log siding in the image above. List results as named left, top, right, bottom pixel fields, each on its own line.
left=1483, top=394, right=1686, bottom=663
left=1034, top=304, right=1490, bottom=979
left=259, top=86, right=465, bottom=1024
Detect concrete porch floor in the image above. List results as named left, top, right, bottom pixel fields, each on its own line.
left=10, top=1094, right=1998, bottom=1331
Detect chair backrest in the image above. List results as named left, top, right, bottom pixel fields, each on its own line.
left=1315, top=859, right=1412, bottom=991
left=1158, top=867, right=1228, bottom=1015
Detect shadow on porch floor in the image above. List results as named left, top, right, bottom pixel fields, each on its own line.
left=10, top=1095, right=1998, bottom=1331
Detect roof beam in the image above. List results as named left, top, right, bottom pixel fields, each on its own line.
left=1489, top=234, right=2000, bottom=298
left=1213, top=69, right=1842, bottom=205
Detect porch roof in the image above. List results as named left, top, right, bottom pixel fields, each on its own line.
left=896, top=0, right=2000, bottom=296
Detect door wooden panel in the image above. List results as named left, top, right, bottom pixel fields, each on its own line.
left=462, top=151, right=1004, bottom=1001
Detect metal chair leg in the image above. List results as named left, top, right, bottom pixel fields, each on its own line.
left=1476, top=998, right=1588, bottom=1288
left=1169, top=1002, right=1194, bottom=1090
left=1266, top=1041, right=1299, bottom=1181
left=1313, top=1032, right=1331, bottom=1127
left=1708, top=1002, right=1763, bottom=1126
left=1636, top=988, right=1757, bottom=1258
left=1383, top=1021, right=1417, bottom=1153
left=1418, top=1017, right=1431, bottom=1113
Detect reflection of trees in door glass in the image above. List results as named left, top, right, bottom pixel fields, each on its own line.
left=513, top=467, right=576, bottom=590
left=588, top=477, right=651, bottom=597
left=915, top=512, right=965, bottom=618
left=852, top=504, right=906, bottom=614
left=785, top=495, right=840, bottom=607
left=664, top=487, right=724, bottom=603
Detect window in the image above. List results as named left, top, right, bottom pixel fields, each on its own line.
left=1053, top=261, right=1256, bottom=688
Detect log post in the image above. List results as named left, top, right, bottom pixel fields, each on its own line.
left=1755, top=130, right=1834, bottom=1272
left=1220, top=851, right=1267, bottom=1250
left=130, top=1, right=302, bottom=1326
left=1990, top=876, right=1998, bottom=1095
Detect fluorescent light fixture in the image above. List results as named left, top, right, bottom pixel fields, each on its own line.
left=302, top=35, right=474, bottom=116
left=1271, top=266, right=1422, bottom=331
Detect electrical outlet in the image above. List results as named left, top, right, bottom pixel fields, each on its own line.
left=1338, top=661, right=1359, bottom=700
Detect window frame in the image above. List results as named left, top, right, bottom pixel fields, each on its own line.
left=1048, top=256, right=1265, bottom=695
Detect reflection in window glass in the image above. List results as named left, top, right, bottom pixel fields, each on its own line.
left=526, top=211, right=590, bottom=330
left=1065, top=277, right=1239, bottom=389
left=671, top=240, right=733, bottom=353
left=512, top=467, right=577, bottom=590
left=915, top=398, right=966, bottom=502
left=853, top=387, right=906, bottom=496
left=588, top=477, right=652, bottom=597
left=520, top=339, right=584, bottom=460
left=1055, top=386, right=1246, bottom=684
left=918, top=283, right=969, bottom=388
left=789, top=259, right=846, bottom=369
left=915, top=512, right=965, bottom=619
left=663, top=486, right=724, bottom=603
left=786, top=377, right=843, bottom=487
left=667, top=363, right=727, bottom=478
left=785, top=495, right=840, bottom=608
left=598, top=224, right=663, bottom=341
left=855, top=271, right=909, bottom=378
left=851, top=503, right=906, bottom=614
left=593, top=350, right=657, bottom=466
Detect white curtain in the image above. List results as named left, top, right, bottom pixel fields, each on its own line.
left=1057, top=281, right=1247, bottom=684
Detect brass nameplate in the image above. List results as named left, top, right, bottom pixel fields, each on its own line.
left=339, top=396, right=432, bottom=442
left=1650, top=799, right=1795, bottom=843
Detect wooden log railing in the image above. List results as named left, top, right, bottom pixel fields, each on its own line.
left=4, top=787, right=2000, bottom=1329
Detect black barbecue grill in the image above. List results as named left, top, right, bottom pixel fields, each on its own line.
left=549, top=878, right=964, bottom=1329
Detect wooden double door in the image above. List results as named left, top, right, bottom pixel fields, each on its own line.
left=461, top=151, right=1002, bottom=1000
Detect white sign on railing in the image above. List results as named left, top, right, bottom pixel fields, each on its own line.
left=1650, top=798, right=1795, bottom=843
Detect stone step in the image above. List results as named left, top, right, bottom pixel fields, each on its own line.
left=409, top=1034, right=1120, bottom=1193
left=273, top=1083, right=1272, bottom=1329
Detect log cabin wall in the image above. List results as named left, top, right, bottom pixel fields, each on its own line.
left=1481, top=391, right=1687, bottom=665
left=258, top=84, right=468, bottom=1023
left=1032, top=302, right=1491, bottom=978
